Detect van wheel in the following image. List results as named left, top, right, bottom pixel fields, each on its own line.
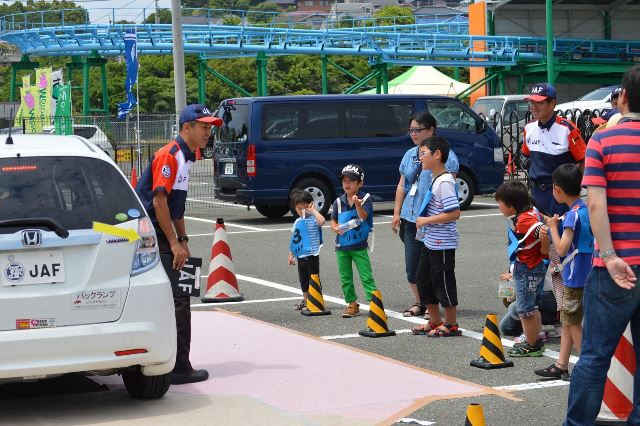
left=291, top=178, right=332, bottom=217
left=456, top=170, right=475, bottom=211
left=122, top=367, right=171, bottom=400
left=255, top=204, right=289, bottom=218
left=202, top=145, right=214, bottom=159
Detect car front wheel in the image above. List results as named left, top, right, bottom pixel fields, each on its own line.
left=202, top=145, right=214, bottom=159
left=456, top=170, right=475, bottom=211
left=122, top=367, right=171, bottom=400
left=290, top=178, right=332, bottom=217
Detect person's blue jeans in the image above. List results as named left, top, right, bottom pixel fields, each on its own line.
left=402, top=220, right=422, bottom=284
left=565, top=265, right=640, bottom=426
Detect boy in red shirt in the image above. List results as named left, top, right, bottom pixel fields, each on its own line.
left=495, top=181, right=550, bottom=357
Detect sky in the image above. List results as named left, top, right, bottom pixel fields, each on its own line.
left=77, top=0, right=173, bottom=23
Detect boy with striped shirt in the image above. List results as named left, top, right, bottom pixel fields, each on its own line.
left=411, top=136, right=462, bottom=337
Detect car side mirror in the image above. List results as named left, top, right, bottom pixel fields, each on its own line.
left=475, top=117, right=486, bottom=132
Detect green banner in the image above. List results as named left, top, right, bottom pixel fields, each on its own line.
left=54, top=83, right=72, bottom=135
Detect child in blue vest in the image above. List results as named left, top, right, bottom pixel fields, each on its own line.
left=288, top=189, right=325, bottom=310
left=535, top=164, right=593, bottom=379
left=330, top=164, right=376, bottom=318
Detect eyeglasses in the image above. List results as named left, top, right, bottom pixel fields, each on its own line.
left=408, top=127, right=427, bottom=135
left=419, top=150, right=433, bottom=158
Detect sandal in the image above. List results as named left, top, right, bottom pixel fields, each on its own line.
left=427, top=323, right=463, bottom=338
left=411, top=321, right=443, bottom=335
left=534, top=363, right=569, bottom=380
left=403, top=303, right=426, bottom=317
left=293, top=300, right=307, bottom=310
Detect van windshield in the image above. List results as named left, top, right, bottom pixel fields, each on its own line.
left=214, top=101, right=249, bottom=144
left=472, top=99, right=504, bottom=118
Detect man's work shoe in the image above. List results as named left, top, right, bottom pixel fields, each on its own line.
left=342, top=302, right=360, bottom=318
left=171, top=368, right=209, bottom=385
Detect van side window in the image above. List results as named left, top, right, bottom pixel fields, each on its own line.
left=344, top=102, right=413, bottom=138
left=427, top=100, right=477, bottom=132
left=262, top=103, right=340, bottom=140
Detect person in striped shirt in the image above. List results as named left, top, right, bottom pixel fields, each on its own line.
left=565, top=65, right=640, bottom=425
left=410, top=136, right=462, bottom=337
left=288, top=189, right=325, bottom=310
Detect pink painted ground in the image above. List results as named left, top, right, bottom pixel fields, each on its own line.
left=165, top=311, right=489, bottom=422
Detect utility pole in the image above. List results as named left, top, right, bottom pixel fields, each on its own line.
left=171, top=0, right=187, bottom=123
left=154, top=0, right=159, bottom=24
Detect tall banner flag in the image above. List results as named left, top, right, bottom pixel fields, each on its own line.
left=20, top=86, right=42, bottom=134
left=54, top=83, right=73, bottom=135
left=51, top=69, right=64, bottom=115
left=117, top=29, right=138, bottom=119
left=35, top=67, right=53, bottom=127
left=14, top=75, right=31, bottom=127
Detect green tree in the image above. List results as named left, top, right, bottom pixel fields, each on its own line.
left=372, top=5, right=415, bottom=26
left=222, top=14, right=242, bottom=25
left=143, top=9, right=171, bottom=24
left=247, top=2, right=279, bottom=24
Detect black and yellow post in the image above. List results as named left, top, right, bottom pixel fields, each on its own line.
left=470, top=314, right=514, bottom=369
left=301, top=274, right=331, bottom=316
left=359, top=290, right=396, bottom=338
left=465, top=403, right=486, bottom=426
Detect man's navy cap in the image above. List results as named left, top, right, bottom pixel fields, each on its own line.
left=340, top=164, right=364, bottom=181
left=179, top=104, right=223, bottom=126
left=592, top=108, right=619, bottom=125
left=611, top=86, right=622, bottom=98
left=527, top=83, right=557, bottom=102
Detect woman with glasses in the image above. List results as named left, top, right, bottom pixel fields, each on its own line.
left=392, top=112, right=459, bottom=318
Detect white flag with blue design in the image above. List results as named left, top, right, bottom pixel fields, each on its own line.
left=117, top=29, right=138, bottom=119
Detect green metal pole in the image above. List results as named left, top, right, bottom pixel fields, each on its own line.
left=100, top=61, right=109, bottom=114
left=198, top=58, right=206, bottom=104
left=381, top=63, right=388, bottom=94
left=546, top=0, right=555, bottom=84
left=604, top=11, right=611, bottom=40
left=320, top=54, right=328, bottom=94
left=256, top=52, right=268, bottom=96
left=487, top=9, right=495, bottom=36
left=9, top=67, right=16, bottom=102
left=453, top=67, right=460, bottom=82
left=82, top=60, right=90, bottom=117
left=499, top=72, right=505, bottom=95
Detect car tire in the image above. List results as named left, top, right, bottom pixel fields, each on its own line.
left=202, top=145, right=214, bottom=159
left=456, top=170, right=475, bottom=211
left=122, top=367, right=171, bottom=400
left=290, top=178, right=332, bottom=217
left=255, top=204, right=289, bottom=218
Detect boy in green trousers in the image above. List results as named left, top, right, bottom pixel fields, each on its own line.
left=331, top=164, right=377, bottom=318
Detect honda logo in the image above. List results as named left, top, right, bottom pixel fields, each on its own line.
left=21, top=230, right=42, bottom=247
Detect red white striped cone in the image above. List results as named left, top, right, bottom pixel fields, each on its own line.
left=597, top=324, right=635, bottom=425
left=201, top=218, right=244, bottom=303
left=130, top=166, right=138, bottom=188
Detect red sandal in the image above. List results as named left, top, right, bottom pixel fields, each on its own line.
left=411, top=321, right=443, bottom=335
left=427, top=322, right=463, bottom=338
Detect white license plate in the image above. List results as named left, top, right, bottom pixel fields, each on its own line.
left=2, top=250, right=65, bottom=286
left=224, top=163, right=234, bottom=175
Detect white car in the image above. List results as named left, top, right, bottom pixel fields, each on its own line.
left=556, top=85, right=619, bottom=113
left=0, top=133, right=176, bottom=399
left=46, top=125, right=115, bottom=158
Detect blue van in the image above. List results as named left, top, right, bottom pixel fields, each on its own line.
left=213, top=95, right=504, bottom=218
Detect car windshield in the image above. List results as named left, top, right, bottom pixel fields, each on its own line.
left=577, top=87, right=612, bottom=101
left=472, top=99, right=504, bottom=117
left=0, top=156, right=144, bottom=233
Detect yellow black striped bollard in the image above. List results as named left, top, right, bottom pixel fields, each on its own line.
left=465, top=403, right=486, bottom=426
left=359, top=290, right=395, bottom=338
left=470, top=314, right=513, bottom=369
left=301, top=274, right=331, bottom=316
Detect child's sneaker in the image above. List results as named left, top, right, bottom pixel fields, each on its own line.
left=342, top=302, right=360, bottom=318
left=514, top=331, right=547, bottom=344
left=546, top=323, right=563, bottom=338
left=507, top=339, right=545, bottom=357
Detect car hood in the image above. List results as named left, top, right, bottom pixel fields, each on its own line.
left=556, top=100, right=611, bottom=112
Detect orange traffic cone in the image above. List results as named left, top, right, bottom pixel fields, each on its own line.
left=506, top=152, right=516, bottom=176
left=130, top=166, right=138, bottom=187
left=201, top=218, right=244, bottom=303
left=597, top=324, right=635, bottom=425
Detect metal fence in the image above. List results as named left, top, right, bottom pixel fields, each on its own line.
left=483, top=108, right=606, bottom=184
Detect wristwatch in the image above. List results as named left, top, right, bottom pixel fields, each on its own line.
left=598, top=249, right=616, bottom=259
left=177, top=235, right=189, bottom=242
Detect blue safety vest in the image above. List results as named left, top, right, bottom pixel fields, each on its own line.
left=506, top=209, right=543, bottom=263
left=336, top=193, right=371, bottom=248
left=290, top=216, right=323, bottom=258
left=558, top=204, right=594, bottom=271
left=415, top=172, right=456, bottom=240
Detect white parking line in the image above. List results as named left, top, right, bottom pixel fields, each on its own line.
left=472, top=202, right=500, bottom=207
left=186, top=216, right=266, bottom=232
left=190, top=296, right=301, bottom=308
left=494, top=379, right=569, bottom=392
left=397, top=418, right=436, bottom=425
left=224, top=274, right=579, bottom=364
left=321, top=329, right=413, bottom=340
left=186, top=198, right=252, bottom=209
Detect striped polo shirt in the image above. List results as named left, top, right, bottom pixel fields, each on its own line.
left=422, top=174, right=459, bottom=250
left=583, top=119, right=640, bottom=267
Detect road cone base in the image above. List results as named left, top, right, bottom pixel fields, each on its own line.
left=470, top=357, right=514, bottom=369
left=359, top=327, right=396, bottom=338
left=201, top=294, right=244, bottom=303
left=301, top=309, right=331, bottom=316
